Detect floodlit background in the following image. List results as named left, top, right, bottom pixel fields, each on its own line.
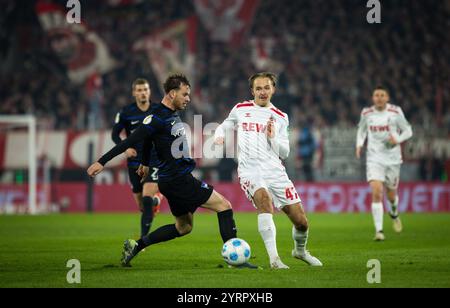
left=1, top=0, right=450, bottom=290
left=0, top=0, right=449, bottom=213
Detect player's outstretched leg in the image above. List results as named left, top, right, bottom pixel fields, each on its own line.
left=283, top=203, right=323, bottom=266
left=121, top=214, right=192, bottom=267
left=253, top=189, right=288, bottom=269
left=370, top=181, right=385, bottom=241
left=202, top=190, right=259, bottom=269
left=387, top=189, right=402, bottom=233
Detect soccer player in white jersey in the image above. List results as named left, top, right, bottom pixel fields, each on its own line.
left=215, top=72, right=322, bottom=269
left=356, top=86, right=413, bottom=241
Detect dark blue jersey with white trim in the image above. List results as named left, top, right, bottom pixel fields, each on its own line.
left=100, top=102, right=196, bottom=182
left=111, top=102, right=159, bottom=168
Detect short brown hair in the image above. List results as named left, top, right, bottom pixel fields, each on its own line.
left=249, top=72, right=277, bottom=89
left=163, top=74, right=191, bottom=94
left=374, top=85, right=389, bottom=95
left=132, top=78, right=150, bottom=90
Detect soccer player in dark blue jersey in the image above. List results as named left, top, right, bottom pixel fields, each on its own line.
left=88, top=74, right=257, bottom=269
left=111, top=78, right=164, bottom=237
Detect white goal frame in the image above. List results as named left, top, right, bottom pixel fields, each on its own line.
left=0, top=115, right=37, bottom=214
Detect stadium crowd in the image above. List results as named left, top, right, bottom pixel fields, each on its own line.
left=0, top=0, right=449, bottom=181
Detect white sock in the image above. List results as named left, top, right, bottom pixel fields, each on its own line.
left=371, top=202, right=384, bottom=232
left=292, top=226, right=308, bottom=255
left=258, top=213, right=279, bottom=263
left=389, top=196, right=399, bottom=216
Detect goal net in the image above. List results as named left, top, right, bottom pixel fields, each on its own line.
left=0, top=115, right=42, bottom=214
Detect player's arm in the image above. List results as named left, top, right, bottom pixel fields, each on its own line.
left=111, top=111, right=137, bottom=158
left=214, top=107, right=238, bottom=145
left=87, top=116, right=159, bottom=177
left=141, top=136, right=153, bottom=167
left=389, top=109, right=413, bottom=145
left=137, top=137, right=153, bottom=180
left=111, top=112, right=125, bottom=144
left=267, top=116, right=290, bottom=160
left=356, top=111, right=368, bottom=159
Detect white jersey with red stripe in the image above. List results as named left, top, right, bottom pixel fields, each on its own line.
left=356, top=103, right=413, bottom=165
left=215, top=100, right=290, bottom=175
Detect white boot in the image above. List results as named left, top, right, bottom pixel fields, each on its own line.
left=292, top=250, right=323, bottom=266
left=270, top=257, right=290, bottom=269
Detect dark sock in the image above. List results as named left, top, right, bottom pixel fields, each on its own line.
left=140, top=196, right=157, bottom=237
left=137, top=224, right=181, bottom=252
left=217, top=209, right=237, bottom=242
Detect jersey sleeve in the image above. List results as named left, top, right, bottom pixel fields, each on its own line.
left=392, top=108, right=413, bottom=143
left=215, top=107, right=238, bottom=140
left=269, top=116, right=290, bottom=160
left=111, top=111, right=126, bottom=145
left=356, top=110, right=368, bottom=148
left=98, top=114, right=163, bottom=166
left=141, top=137, right=154, bottom=167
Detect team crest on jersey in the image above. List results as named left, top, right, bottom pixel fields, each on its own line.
left=143, top=115, right=153, bottom=125
left=245, top=113, right=252, bottom=118
left=172, top=123, right=186, bottom=137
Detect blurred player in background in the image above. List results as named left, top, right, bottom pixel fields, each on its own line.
left=356, top=86, right=413, bottom=241
left=215, top=72, right=322, bottom=269
left=112, top=78, right=164, bottom=238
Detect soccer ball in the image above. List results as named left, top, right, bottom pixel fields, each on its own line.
left=221, top=238, right=251, bottom=266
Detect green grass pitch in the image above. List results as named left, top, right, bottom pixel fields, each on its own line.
left=1, top=213, right=450, bottom=288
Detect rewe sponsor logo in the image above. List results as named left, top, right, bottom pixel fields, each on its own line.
left=242, top=122, right=267, bottom=133
left=369, top=125, right=390, bottom=132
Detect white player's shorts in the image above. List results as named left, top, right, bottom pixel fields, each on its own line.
left=239, top=169, right=302, bottom=210
left=366, top=162, right=401, bottom=190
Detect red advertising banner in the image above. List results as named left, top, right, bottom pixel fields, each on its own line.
left=0, top=130, right=448, bottom=169
left=1, top=183, right=449, bottom=213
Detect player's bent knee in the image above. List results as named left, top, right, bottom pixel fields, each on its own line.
left=176, top=223, right=193, bottom=236
left=254, top=191, right=273, bottom=214
left=386, top=190, right=397, bottom=203
left=221, top=197, right=232, bottom=211
left=259, top=204, right=274, bottom=214
left=372, top=191, right=383, bottom=202
left=295, top=219, right=309, bottom=232
left=291, top=213, right=308, bottom=231
left=370, top=187, right=383, bottom=202
left=212, top=197, right=232, bottom=213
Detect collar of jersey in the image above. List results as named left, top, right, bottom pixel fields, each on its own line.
left=249, top=100, right=274, bottom=109
left=158, top=102, right=177, bottom=113
left=373, top=103, right=392, bottom=113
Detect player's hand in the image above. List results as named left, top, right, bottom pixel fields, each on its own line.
left=388, top=134, right=398, bottom=146
left=356, top=146, right=363, bottom=159
left=266, top=116, right=275, bottom=139
left=214, top=137, right=225, bottom=145
left=137, top=164, right=149, bottom=183
left=87, top=162, right=104, bottom=177
left=125, top=148, right=137, bottom=158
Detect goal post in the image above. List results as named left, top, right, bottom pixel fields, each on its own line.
left=0, top=115, right=37, bottom=215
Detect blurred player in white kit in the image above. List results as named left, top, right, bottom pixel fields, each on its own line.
left=356, top=86, right=413, bottom=241
left=215, top=72, right=322, bottom=269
